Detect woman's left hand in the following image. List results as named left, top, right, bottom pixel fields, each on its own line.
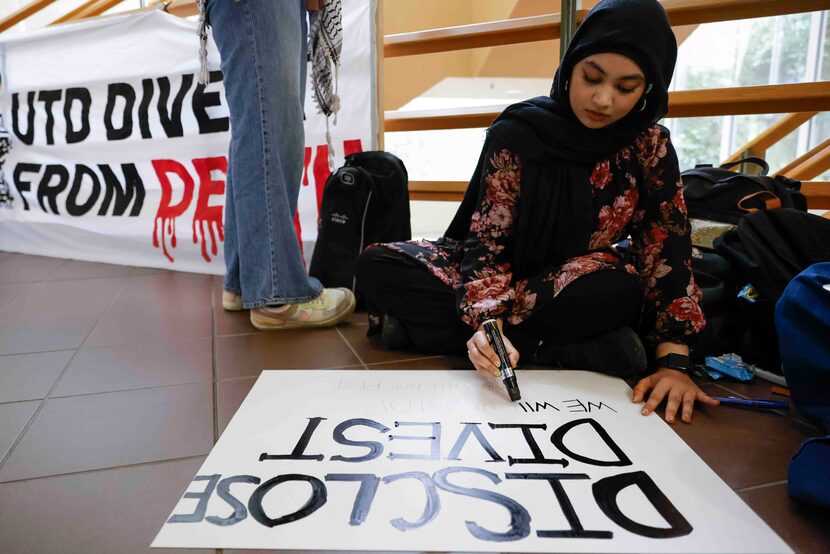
left=632, top=369, right=719, bottom=423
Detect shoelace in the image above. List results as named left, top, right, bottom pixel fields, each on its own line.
left=305, top=292, right=328, bottom=308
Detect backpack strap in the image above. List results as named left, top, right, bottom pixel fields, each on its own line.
left=737, top=190, right=782, bottom=213
left=720, top=157, right=770, bottom=176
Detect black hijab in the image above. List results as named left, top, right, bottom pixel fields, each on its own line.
left=445, top=0, right=677, bottom=281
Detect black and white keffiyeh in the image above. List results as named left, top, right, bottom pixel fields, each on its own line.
left=196, top=0, right=210, bottom=86
left=308, top=0, right=343, bottom=119
left=308, top=0, right=343, bottom=169
left=196, top=0, right=344, bottom=169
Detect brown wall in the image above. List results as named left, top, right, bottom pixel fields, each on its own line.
left=383, top=1, right=697, bottom=110
left=472, top=0, right=559, bottom=78
left=384, top=0, right=484, bottom=110
left=383, top=0, right=574, bottom=109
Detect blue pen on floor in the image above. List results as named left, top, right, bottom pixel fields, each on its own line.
left=710, top=396, right=790, bottom=411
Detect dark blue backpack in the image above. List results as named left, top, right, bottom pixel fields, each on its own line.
left=776, top=262, right=830, bottom=508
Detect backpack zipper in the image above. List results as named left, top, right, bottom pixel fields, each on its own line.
left=354, top=189, right=373, bottom=292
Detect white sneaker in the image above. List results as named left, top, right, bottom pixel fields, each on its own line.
left=250, top=288, right=356, bottom=330
left=222, top=290, right=244, bottom=311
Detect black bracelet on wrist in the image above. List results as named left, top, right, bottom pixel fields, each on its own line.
left=654, top=353, right=692, bottom=374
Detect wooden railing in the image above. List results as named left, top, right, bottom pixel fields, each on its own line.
left=775, top=138, right=830, bottom=180
left=0, top=0, right=130, bottom=30
left=382, top=0, right=830, bottom=209
left=1, top=0, right=827, bottom=207
left=50, top=0, right=125, bottom=25
left=14, top=0, right=813, bottom=38
left=385, top=0, right=828, bottom=57
left=385, top=82, right=830, bottom=132
left=408, top=180, right=830, bottom=209
left=408, top=181, right=469, bottom=202
left=158, top=0, right=197, bottom=18
left=723, top=112, right=818, bottom=164
left=67, top=0, right=830, bottom=30
left=802, top=182, right=830, bottom=209
left=0, top=0, right=59, bottom=32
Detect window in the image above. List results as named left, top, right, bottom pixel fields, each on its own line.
left=665, top=11, right=829, bottom=177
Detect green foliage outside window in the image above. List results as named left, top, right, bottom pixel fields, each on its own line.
left=668, top=12, right=827, bottom=177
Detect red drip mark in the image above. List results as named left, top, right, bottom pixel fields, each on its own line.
left=302, top=147, right=312, bottom=186
left=343, top=139, right=364, bottom=157
left=312, top=144, right=332, bottom=214
left=192, top=156, right=228, bottom=262
left=152, top=159, right=195, bottom=263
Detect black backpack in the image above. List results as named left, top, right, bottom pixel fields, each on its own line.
left=682, top=157, right=807, bottom=224
left=687, top=249, right=745, bottom=362
left=713, top=209, right=830, bottom=371
left=309, top=151, right=411, bottom=295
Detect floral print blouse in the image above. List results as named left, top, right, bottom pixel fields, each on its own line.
left=379, top=125, right=705, bottom=346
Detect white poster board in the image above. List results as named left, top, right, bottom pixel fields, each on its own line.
left=153, top=370, right=791, bottom=553
left=0, top=1, right=375, bottom=273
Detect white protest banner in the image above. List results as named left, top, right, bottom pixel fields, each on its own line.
left=0, top=1, right=376, bottom=274
left=153, top=370, right=791, bottom=553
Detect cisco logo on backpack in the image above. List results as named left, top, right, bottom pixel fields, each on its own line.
left=331, top=212, right=348, bottom=225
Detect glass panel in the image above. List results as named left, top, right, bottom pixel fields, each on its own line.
left=822, top=14, right=830, bottom=80
left=810, top=112, right=830, bottom=181
left=672, top=12, right=827, bottom=171
left=731, top=114, right=781, bottom=157
left=675, top=21, right=741, bottom=90
left=778, top=14, right=812, bottom=84
left=767, top=132, right=800, bottom=175
left=809, top=112, right=830, bottom=151
left=735, top=19, right=774, bottom=86
left=385, top=128, right=487, bottom=181
left=676, top=14, right=817, bottom=89
left=664, top=117, right=725, bottom=170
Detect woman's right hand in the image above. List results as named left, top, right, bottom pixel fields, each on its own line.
left=467, top=320, right=520, bottom=378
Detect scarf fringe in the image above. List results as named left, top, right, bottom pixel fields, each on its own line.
left=196, top=0, right=210, bottom=86
left=325, top=118, right=335, bottom=171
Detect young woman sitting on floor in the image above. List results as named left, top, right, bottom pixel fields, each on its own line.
left=356, top=0, right=718, bottom=424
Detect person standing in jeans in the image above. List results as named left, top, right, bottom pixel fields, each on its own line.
left=202, top=0, right=354, bottom=330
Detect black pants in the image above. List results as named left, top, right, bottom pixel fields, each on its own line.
left=356, top=246, right=643, bottom=359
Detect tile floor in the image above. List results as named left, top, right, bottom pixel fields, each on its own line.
left=0, top=252, right=828, bottom=554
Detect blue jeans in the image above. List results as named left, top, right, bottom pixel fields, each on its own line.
left=208, top=0, right=323, bottom=308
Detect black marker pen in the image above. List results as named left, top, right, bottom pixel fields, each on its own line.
left=482, top=319, right=521, bottom=402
